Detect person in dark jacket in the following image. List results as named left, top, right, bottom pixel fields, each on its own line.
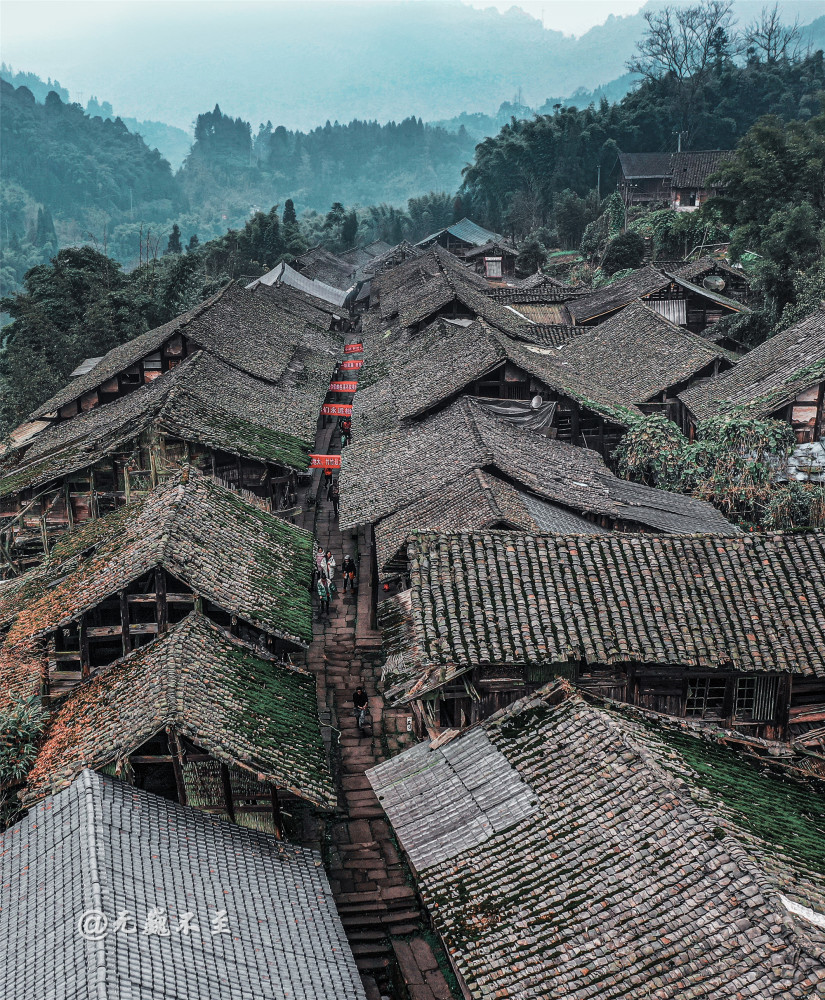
left=341, top=554, right=356, bottom=592
left=331, top=481, right=340, bottom=518
left=316, top=577, right=330, bottom=617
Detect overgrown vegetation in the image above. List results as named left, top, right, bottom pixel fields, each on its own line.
left=0, top=694, right=49, bottom=829
left=615, top=411, right=825, bottom=529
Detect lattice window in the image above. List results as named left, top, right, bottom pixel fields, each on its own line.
left=685, top=677, right=727, bottom=717
left=734, top=675, right=778, bottom=722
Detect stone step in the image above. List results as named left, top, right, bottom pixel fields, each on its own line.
left=354, top=956, right=391, bottom=972
left=350, top=941, right=392, bottom=958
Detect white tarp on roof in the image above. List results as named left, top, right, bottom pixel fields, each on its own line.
left=246, top=261, right=350, bottom=308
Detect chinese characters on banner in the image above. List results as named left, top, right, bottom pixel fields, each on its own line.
left=321, top=403, right=353, bottom=417
left=309, top=454, right=342, bottom=469
left=329, top=381, right=358, bottom=393
left=340, top=359, right=364, bottom=371
left=343, top=343, right=363, bottom=354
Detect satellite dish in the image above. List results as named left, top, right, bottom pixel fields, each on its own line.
left=530, top=394, right=544, bottom=410
left=703, top=275, right=726, bottom=292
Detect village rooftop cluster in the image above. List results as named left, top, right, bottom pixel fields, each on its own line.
left=1, top=159, right=825, bottom=999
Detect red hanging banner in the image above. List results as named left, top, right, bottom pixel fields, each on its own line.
left=340, top=359, right=364, bottom=370
left=309, top=454, right=342, bottom=469
left=321, top=403, right=352, bottom=417
left=329, top=380, right=358, bottom=392
left=344, top=343, right=363, bottom=354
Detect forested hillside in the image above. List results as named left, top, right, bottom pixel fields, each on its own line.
left=178, top=109, right=477, bottom=222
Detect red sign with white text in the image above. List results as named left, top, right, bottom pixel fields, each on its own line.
left=341, top=359, right=364, bottom=370
left=344, top=343, right=363, bottom=354
left=309, top=454, right=342, bottom=469
left=329, top=381, right=358, bottom=392
left=321, top=403, right=353, bottom=417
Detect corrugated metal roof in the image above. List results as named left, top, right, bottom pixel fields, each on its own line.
left=69, top=357, right=104, bottom=377
left=416, top=217, right=500, bottom=249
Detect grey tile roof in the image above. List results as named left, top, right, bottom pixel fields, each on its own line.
left=618, top=150, right=674, bottom=179
left=247, top=261, right=350, bottom=307
left=554, top=299, right=733, bottom=404
left=381, top=530, right=824, bottom=704
left=566, top=266, right=670, bottom=324
left=23, top=612, right=335, bottom=809
left=372, top=468, right=607, bottom=574
left=367, top=681, right=825, bottom=999
left=1, top=769, right=365, bottom=1000
left=671, top=148, right=733, bottom=188
left=30, top=283, right=343, bottom=421
left=0, top=348, right=330, bottom=496
left=680, top=307, right=825, bottom=421
left=340, top=396, right=736, bottom=535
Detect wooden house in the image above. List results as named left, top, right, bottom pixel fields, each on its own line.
left=0, top=286, right=342, bottom=569
left=554, top=299, right=736, bottom=418
left=679, top=307, right=825, bottom=450
left=5, top=771, right=363, bottom=1000
left=22, top=611, right=335, bottom=834
left=379, top=530, right=825, bottom=743
left=368, top=681, right=825, bottom=1000
left=462, top=239, right=518, bottom=281
left=0, top=471, right=315, bottom=705
left=617, top=151, right=673, bottom=205
left=670, top=149, right=732, bottom=210
left=414, top=217, right=501, bottom=255
left=618, top=149, right=733, bottom=211
left=567, top=264, right=749, bottom=333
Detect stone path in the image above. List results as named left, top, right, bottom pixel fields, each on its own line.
left=299, top=412, right=454, bottom=1000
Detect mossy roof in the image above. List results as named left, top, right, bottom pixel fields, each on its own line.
left=2, top=471, right=315, bottom=654
left=368, top=680, right=825, bottom=999
left=680, top=307, right=825, bottom=420
left=381, top=529, right=823, bottom=703
left=23, top=612, right=334, bottom=808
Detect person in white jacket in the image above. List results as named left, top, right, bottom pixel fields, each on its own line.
left=322, top=550, right=337, bottom=592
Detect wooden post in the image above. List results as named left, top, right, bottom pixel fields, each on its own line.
left=123, top=463, right=131, bottom=504
left=79, top=614, right=90, bottom=679
left=168, top=729, right=188, bottom=806
left=270, top=785, right=284, bottom=840
left=236, top=455, right=243, bottom=489
left=64, top=483, right=74, bottom=531
left=119, top=589, right=131, bottom=657
left=40, top=516, right=50, bottom=557
left=154, top=567, right=168, bottom=634
left=89, top=470, right=98, bottom=520
left=220, top=763, right=236, bottom=823
left=570, top=401, right=581, bottom=446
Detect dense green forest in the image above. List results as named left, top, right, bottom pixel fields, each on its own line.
left=178, top=108, right=477, bottom=226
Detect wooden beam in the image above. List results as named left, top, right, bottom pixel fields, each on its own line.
left=168, top=729, right=188, bottom=806
left=220, top=763, right=236, bottom=823
left=155, top=567, right=168, bottom=634
left=119, top=589, right=131, bottom=657
left=79, top=615, right=90, bottom=679
left=270, top=785, right=283, bottom=840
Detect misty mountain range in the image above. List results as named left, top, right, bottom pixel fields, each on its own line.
left=4, top=0, right=825, bottom=164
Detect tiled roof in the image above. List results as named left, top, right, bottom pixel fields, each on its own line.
left=0, top=350, right=324, bottom=496
left=340, top=396, right=736, bottom=535
left=618, top=150, right=674, bottom=179
left=373, top=468, right=607, bottom=573
left=30, top=282, right=342, bottom=420
left=382, top=530, right=824, bottom=703
left=566, top=266, right=670, bottom=324
left=671, top=148, right=733, bottom=188
left=1, top=770, right=365, bottom=1000
left=669, top=255, right=748, bottom=285
left=502, top=301, right=573, bottom=324
left=294, top=246, right=355, bottom=290
left=511, top=324, right=580, bottom=347
left=463, top=239, right=518, bottom=259
left=680, top=307, right=825, bottom=420
left=367, top=681, right=825, bottom=999
left=24, top=612, right=335, bottom=808
left=1, top=471, right=315, bottom=655
left=356, top=315, right=642, bottom=429
left=555, top=299, right=732, bottom=404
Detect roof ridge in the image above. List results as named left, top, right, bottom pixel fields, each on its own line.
left=78, top=768, right=110, bottom=1000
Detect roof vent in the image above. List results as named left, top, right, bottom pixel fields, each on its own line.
left=530, top=395, right=544, bottom=410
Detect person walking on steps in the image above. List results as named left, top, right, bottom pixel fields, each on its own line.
left=316, top=576, right=330, bottom=618
left=342, top=554, right=356, bottom=592
left=322, top=550, right=337, bottom=597
left=323, top=466, right=333, bottom=494
left=330, top=480, right=340, bottom=518
left=353, top=687, right=369, bottom=733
